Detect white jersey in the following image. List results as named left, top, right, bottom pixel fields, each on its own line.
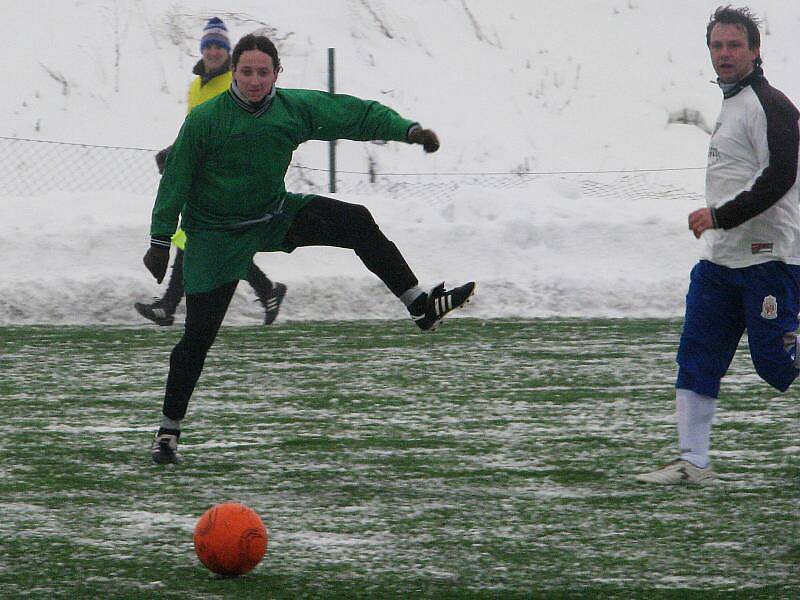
left=703, top=69, right=800, bottom=268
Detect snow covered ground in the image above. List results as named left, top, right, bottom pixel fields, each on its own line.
left=1, top=0, right=798, bottom=324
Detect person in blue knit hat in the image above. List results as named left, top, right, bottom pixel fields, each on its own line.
left=200, top=16, right=231, bottom=53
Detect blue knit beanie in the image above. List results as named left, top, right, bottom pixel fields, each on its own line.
left=201, top=17, right=230, bottom=53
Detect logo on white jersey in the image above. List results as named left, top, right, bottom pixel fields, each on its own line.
left=761, top=295, right=778, bottom=320
left=751, top=242, right=774, bottom=255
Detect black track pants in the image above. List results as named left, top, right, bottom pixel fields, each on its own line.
left=162, top=281, right=237, bottom=421
left=284, top=196, right=418, bottom=297
left=159, top=249, right=185, bottom=311
left=161, top=196, right=418, bottom=421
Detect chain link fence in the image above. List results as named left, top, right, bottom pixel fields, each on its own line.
left=0, top=135, right=705, bottom=203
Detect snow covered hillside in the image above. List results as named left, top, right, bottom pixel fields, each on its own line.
left=1, top=0, right=798, bottom=324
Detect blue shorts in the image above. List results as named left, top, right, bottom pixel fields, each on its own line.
left=676, top=260, right=800, bottom=398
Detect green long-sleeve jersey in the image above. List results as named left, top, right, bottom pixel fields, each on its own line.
left=149, top=87, right=417, bottom=293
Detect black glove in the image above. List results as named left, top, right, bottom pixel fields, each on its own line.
left=155, top=145, right=173, bottom=175
left=408, top=127, right=440, bottom=153
left=143, top=241, right=170, bottom=283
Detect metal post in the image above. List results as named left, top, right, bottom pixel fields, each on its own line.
left=328, top=47, right=336, bottom=193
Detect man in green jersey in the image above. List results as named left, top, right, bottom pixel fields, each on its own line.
left=145, top=34, right=475, bottom=463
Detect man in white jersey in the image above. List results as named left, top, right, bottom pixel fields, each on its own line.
left=637, top=6, right=800, bottom=484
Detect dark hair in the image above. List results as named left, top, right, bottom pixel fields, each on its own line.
left=232, top=34, right=281, bottom=72
left=706, top=5, right=762, bottom=66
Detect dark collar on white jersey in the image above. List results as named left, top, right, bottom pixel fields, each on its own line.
left=717, top=66, right=764, bottom=99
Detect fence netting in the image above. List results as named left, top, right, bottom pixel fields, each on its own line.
left=0, top=136, right=705, bottom=203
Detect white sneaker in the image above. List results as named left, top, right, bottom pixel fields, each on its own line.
left=635, top=459, right=715, bottom=484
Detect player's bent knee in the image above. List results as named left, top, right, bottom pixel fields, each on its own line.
left=347, top=204, right=386, bottom=248
left=348, top=203, right=377, bottom=229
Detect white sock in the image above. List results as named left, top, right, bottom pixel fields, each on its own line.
left=676, top=388, right=716, bottom=469
left=161, top=416, right=181, bottom=431
left=399, top=286, right=425, bottom=308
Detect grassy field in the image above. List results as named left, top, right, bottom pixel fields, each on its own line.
left=0, top=319, right=797, bottom=598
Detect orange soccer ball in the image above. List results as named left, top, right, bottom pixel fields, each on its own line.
left=193, top=502, right=268, bottom=576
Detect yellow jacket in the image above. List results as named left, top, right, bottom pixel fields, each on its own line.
left=187, top=70, right=232, bottom=113
left=172, top=68, right=232, bottom=250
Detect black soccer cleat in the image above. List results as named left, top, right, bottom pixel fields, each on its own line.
left=411, top=281, right=476, bottom=331
left=134, top=301, right=175, bottom=326
left=260, top=282, right=287, bottom=326
left=151, top=428, right=181, bottom=464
